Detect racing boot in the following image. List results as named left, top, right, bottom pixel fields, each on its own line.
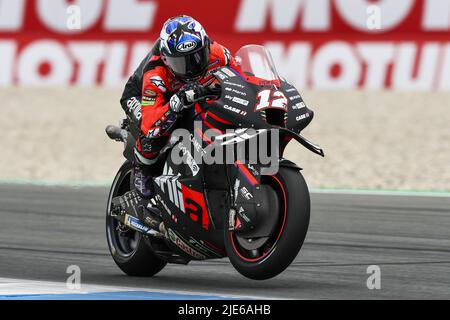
left=133, top=165, right=164, bottom=231
left=133, top=165, right=153, bottom=199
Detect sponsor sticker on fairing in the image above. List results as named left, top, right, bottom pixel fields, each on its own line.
left=223, top=81, right=245, bottom=89
left=239, top=187, right=253, bottom=200
left=178, top=142, right=200, bottom=176
left=238, top=206, right=251, bottom=223
left=125, top=214, right=151, bottom=234
left=167, top=229, right=206, bottom=259
left=190, top=134, right=207, bottom=156
left=224, top=87, right=246, bottom=96
left=296, top=113, right=310, bottom=121
left=224, top=104, right=247, bottom=116
left=232, top=97, right=249, bottom=106
left=225, top=95, right=249, bottom=106
left=228, top=208, right=236, bottom=230
left=292, top=101, right=306, bottom=110
left=233, top=179, right=240, bottom=205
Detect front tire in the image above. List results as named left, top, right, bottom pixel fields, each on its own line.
left=224, top=167, right=310, bottom=280
left=106, top=161, right=166, bottom=276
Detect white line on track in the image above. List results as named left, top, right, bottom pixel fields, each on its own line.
left=310, top=188, right=450, bottom=198
left=0, top=277, right=280, bottom=300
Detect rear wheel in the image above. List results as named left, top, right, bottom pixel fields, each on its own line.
left=224, top=167, right=310, bottom=280
left=106, top=161, right=166, bottom=276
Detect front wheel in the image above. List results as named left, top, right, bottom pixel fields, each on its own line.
left=224, top=167, right=310, bottom=280
left=106, top=161, right=166, bottom=277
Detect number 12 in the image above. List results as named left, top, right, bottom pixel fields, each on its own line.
left=255, top=89, right=288, bottom=111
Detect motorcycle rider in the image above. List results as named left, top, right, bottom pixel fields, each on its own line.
left=119, top=15, right=241, bottom=219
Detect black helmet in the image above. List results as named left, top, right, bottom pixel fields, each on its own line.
left=159, top=15, right=210, bottom=81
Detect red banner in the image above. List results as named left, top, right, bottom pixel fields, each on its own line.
left=1, top=0, right=449, bottom=90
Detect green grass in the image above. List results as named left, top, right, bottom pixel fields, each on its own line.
left=0, top=178, right=449, bottom=197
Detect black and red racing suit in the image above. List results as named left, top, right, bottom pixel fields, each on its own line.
left=120, top=39, right=240, bottom=162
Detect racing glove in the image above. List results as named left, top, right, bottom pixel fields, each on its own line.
left=169, top=83, right=207, bottom=113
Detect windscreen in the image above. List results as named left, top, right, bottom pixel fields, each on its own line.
left=235, top=45, right=280, bottom=81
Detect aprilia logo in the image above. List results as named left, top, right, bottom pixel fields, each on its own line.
left=155, top=163, right=210, bottom=230
left=154, top=165, right=185, bottom=213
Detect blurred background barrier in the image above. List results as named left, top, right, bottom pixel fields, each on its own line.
left=1, top=0, right=450, bottom=90
left=0, top=0, right=449, bottom=191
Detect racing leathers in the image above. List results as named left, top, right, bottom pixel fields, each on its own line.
left=120, top=39, right=240, bottom=197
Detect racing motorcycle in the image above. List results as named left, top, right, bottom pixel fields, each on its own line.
left=105, top=45, right=324, bottom=280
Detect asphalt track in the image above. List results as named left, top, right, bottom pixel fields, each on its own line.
left=0, top=184, right=449, bottom=299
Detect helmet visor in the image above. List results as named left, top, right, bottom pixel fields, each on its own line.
left=165, top=46, right=210, bottom=80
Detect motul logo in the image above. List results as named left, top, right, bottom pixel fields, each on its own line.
left=235, top=0, right=450, bottom=32
left=176, top=41, right=197, bottom=52
left=0, top=0, right=158, bottom=33
left=1, top=0, right=450, bottom=34
left=1, top=0, right=449, bottom=90
left=266, top=41, right=450, bottom=90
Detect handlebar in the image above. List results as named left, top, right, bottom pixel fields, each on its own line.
left=183, top=84, right=221, bottom=118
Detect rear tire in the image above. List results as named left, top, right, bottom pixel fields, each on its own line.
left=106, top=161, right=167, bottom=277
left=224, top=167, right=310, bottom=280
